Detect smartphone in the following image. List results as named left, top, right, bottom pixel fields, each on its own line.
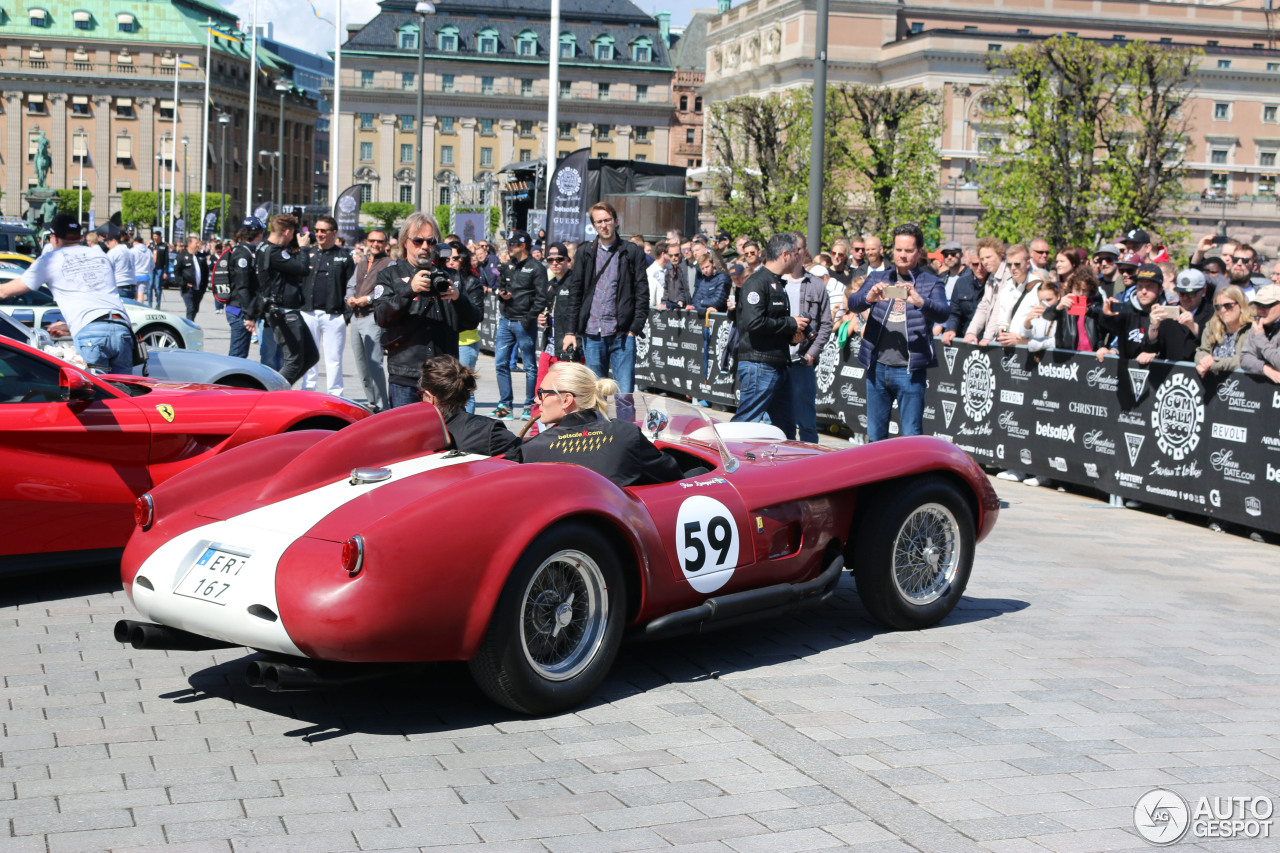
left=1210, top=234, right=1229, bottom=245
left=1161, top=305, right=1181, bottom=321
left=882, top=285, right=908, bottom=299
left=1067, top=294, right=1088, bottom=316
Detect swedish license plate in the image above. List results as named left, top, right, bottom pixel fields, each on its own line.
left=175, top=545, right=253, bottom=605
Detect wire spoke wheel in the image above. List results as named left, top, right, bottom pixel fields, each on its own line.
left=519, top=550, right=608, bottom=682
left=891, top=503, right=960, bottom=605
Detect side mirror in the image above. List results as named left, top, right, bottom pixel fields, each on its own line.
left=59, top=366, right=96, bottom=402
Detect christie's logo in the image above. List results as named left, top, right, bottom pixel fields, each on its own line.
left=1153, top=374, right=1205, bottom=461
left=1037, top=361, right=1079, bottom=381
left=1210, top=449, right=1255, bottom=484
left=1069, top=402, right=1108, bottom=418
left=1211, top=423, right=1248, bottom=443
left=1086, top=366, right=1119, bottom=392
left=681, top=341, right=700, bottom=351
left=1000, top=389, right=1024, bottom=405
left=1215, top=378, right=1262, bottom=414
left=998, top=411, right=1028, bottom=438
left=961, top=351, right=996, bottom=422
left=1083, top=430, right=1116, bottom=456
left=1032, top=391, right=1061, bottom=412
left=1000, top=353, right=1033, bottom=382
left=1036, top=422, right=1076, bottom=442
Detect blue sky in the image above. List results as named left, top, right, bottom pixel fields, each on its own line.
left=224, top=0, right=710, bottom=58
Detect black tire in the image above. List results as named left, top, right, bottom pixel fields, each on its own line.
left=137, top=324, right=184, bottom=349
left=469, top=522, right=626, bottom=715
left=853, top=476, right=975, bottom=630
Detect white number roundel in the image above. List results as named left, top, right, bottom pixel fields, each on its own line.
left=675, top=495, right=739, bottom=594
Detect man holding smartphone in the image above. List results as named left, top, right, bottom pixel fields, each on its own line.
left=847, top=223, right=949, bottom=442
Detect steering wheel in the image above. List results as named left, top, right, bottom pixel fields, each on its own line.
left=19, top=388, right=51, bottom=403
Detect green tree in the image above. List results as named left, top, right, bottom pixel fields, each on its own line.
left=828, top=84, right=942, bottom=245
left=363, top=202, right=414, bottom=233
left=121, top=191, right=159, bottom=228
left=53, top=189, right=93, bottom=217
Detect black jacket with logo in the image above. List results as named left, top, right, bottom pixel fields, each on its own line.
left=173, top=250, right=209, bottom=293
left=507, top=409, right=683, bottom=487
left=373, top=259, right=480, bottom=383
left=254, top=241, right=309, bottom=311
left=498, top=255, right=548, bottom=325
left=305, top=245, right=356, bottom=315
left=736, top=267, right=797, bottom=367
left=225, top=242, right=259, bottom=312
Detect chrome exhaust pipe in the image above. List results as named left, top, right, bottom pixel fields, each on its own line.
left=114, top=620, right=237, bottom=651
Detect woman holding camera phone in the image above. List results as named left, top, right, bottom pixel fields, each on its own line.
left=1040, top=267, right=1108, bottom=353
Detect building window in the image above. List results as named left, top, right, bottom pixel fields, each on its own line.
left=361, top=70, right=374, bottom=87
left=631, top=38, right=652, bottom=62
left=559, top=122, right=574, bottom=139
left=478, top=28, right=498, bottom=54
left=1210, top=172, right=1228, bottom=192
left=438, top=116, right=453, bottom=133
left=1210, top=149, right=1228, bottom=164
left=598, top=83, right=610, bottom=100
left=117, top=13, right=135, bottom=32
left=115, top=180, right=132, bottom=191
left=559, top=34, right=575, bottom=58
left=115, top=135, right=133, bottom=163
left=1265, top=105, right=1277, bottom=123
left=480, top=147, right=493, bottom=166
left=401, top=143, right=413, bottom=163
left=441, top=74, right=455, bottom=93
left=26, top=95, right=47, bottom=115
left=1214, top=102, right=1229, bottom=120
left=636, top=84, right=648, bottom=103
left=360, top=142, right=374, bottom=161
left=400, top=184, right=414, bottom=203
left=519, top=120, right=534, bottom=137
left=635, top=153, right=647, bottom=162
left=72, top=97, right=91, bottom=116
left=1269, top=63, right=1280, bottom=72
left=1262, top=152, right=1277, bottom=168
left=359, top=184, right=372, bottom=203
left=439, top=185, right=451, bottom=205
left=560, top=80, right=572, bottom=98
left=521, top=78, right=533, bottom=97
left=1218, top=59, right=1231, bottom=69
left=518, top=149, right=531, bottom=162
left=694, top=96, right=703, bottom=112
left=593, top=37, right=615, bottom=60
left=479, top=118, right=494, bottom=135
left=158, top=99, right=175, bottom=119
left=1261, top=175, right=1277, bottom=194
left=29, top=8, right=47, bottom=27
left=74, top=10, right=92, bottom=30
left=686, top=128, right=696, bottom=144
left=437, top=26, right=459, bottom=51
left=517, top=31, right=536, bottom=56
left=910, top=22, right=923, bottom=34
left=400, top=114, right=415, bottom=131
left=402, top=72, right=414, bottom=90
left=360, top=113, right=374, bottom=129
left=987, top=44, right=1002, bottom=53
left=596, top=124, right=611, bottom=140
left=481, top=76, right=495, bottom=95
left=679, top=95, right=688, bottom=111
left=399, top=26, right=418, bottom=50
left=634, top=126, right=650, bottom=143
left=116, top=97, right=134, bottom=118
left=441, top=145, right=453, bottom=165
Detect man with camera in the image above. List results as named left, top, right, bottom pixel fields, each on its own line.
left=492, top=230, right=547, bottom=420
left=847, top=223, right=949, bottom=442
left=249, top=214, right=316, bottom=386
left=373, top=213, right=480, bottom=409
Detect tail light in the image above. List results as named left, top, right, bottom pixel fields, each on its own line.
left=134, top=494, right=155, bottom=530
left=341, top=535, right=365, bottom=577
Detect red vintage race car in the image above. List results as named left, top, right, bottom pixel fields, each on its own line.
left=0, top=336, right=369, bottom=575
left=117, top=396, right=999, bottom=715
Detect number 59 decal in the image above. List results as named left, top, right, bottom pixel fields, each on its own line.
left=675, top=495, right=740, bottom=593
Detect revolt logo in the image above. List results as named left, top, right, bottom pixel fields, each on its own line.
left=1001, top=389, right=1024, bottom=405
left=1211, top=423, right=1248, bottom=443
left=1036, top=422, right=1076, bottom=442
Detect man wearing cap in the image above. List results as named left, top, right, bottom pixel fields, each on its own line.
left=1170, top=268, right=1215, bottom=340
left=345, top=228, right=392, bottom=412
left=562, top=202, right=650, bottom=393
left=0, top=214, right=133, bottom=373
left=1114, top=252, right=1141, bottom=300
left=130, top=234, right=154, bottom=302
left=530, top=241, right=575, bottom=420
left=936, top=240, right=979, bottom=343
left=714, top=231, right=736, bottom=262
left=223, top=217, right=265, bottom=360
left=98, top=224, right=136, bottom=301
left=1120, top=228, right=1152, bottom=262
left=1240, top=284, right=1280, bottom=383
left=1090, top=244, right=1122, bottom=298
left=1098, top=263, right=1180, bottom=362
left=493, top=230, right=547, bottom=419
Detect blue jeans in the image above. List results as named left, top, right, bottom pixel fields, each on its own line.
left=582, top=332, right=636, bottom=393
left=788, top=360, right=818, bottom=442
left=226, top=308, right=252, bottom=359
left=732, top=360, right=792, bottom=428
left=148, top=271, right=163, bottom=308
left=75, top=321, right=134, bottom=374
left=865, top=362, right=926, bottom=442
left=495, top=318, right=537, bottom=409
left=389, top=382, right=420, bottom=409
left=459, top=341, right=479, bottom=414
left=259, top=322, right=282, bottom=371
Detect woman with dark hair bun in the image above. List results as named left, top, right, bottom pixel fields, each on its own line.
left=418, top=355, right=520, bottom=456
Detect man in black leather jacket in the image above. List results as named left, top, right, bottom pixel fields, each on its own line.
left=222, top=217, right=264, bottom=359
left=372, top=213, right=480, bottom=409
left=251, top=214, right=316, bottom=385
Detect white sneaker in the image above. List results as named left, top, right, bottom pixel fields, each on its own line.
left=1023, top=477, right=1041, bottom=487
left=996, top=470, right=1025, bottom=482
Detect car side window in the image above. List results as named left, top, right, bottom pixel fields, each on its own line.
left=0, top=344, right=64, bottom=403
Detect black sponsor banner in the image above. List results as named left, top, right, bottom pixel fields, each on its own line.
left=545, top=147, right=590, bottom=245
left=333, top=185, right=363, bottom=247
left=477, top=308, right=1280, bottom=533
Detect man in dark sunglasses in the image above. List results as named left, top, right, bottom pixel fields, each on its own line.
left=301, top=215, right=356, bottom=397
left=373, top=212, right=480, bottom=409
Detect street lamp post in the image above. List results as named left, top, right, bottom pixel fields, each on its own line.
left=259, top=150, right=279, bottom=213
left=217, top=112, right=230, bottom=237
left=181, top=136, right=189, bottom=239
left=157, top=135, right=170, bottom=241
left=413, top=1, right=436, bottom=209
left=74, top=130, right=87, bottom=223
left=275, top=79, right=290, bottom=215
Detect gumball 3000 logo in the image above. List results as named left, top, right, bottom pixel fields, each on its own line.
left=961, top=351, right=995, bottom=422
left=1153, top=373, right=1204, bottom=461
left=816, top=336, right=840, bottom=393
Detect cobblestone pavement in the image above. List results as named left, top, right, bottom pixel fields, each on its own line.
left=3, top=297, right=1278, bottom=852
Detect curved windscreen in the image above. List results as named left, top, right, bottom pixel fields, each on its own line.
left=611, top=393, right=737, bottom=473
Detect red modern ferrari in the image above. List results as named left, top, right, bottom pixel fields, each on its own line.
left=117, top=396, right=999, bottom=715
left=0, top=336, right=369, bottom=575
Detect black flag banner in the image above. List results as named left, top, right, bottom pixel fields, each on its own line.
left=333, top=185, right=364, bottom=246
left=546, top=147, right=590, bottom=245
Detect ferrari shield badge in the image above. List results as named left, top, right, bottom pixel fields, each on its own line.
left=155, top=404, right=176, bottom=423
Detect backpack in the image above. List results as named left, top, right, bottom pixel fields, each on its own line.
left=210, top=246, right=234, bottom=303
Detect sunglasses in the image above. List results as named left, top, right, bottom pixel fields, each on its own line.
left=547, top=256, right=567, bottom=262
left=535, top=387, right=563, bottom=399
left=832, top=251, right=847, bottom=257
left=1007, top=261, right=1026, bottom=268
left=1230, top=256, right=1253, bottom=264
left=314, top=228, right=334, bottom=234
left=1215, top=302, right=1238, bottom=311
left=367, top=238, right=386, bottom=243
left=942, top=250, right=961, bottom=258
left=408, top=236, right=438, bottom=247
